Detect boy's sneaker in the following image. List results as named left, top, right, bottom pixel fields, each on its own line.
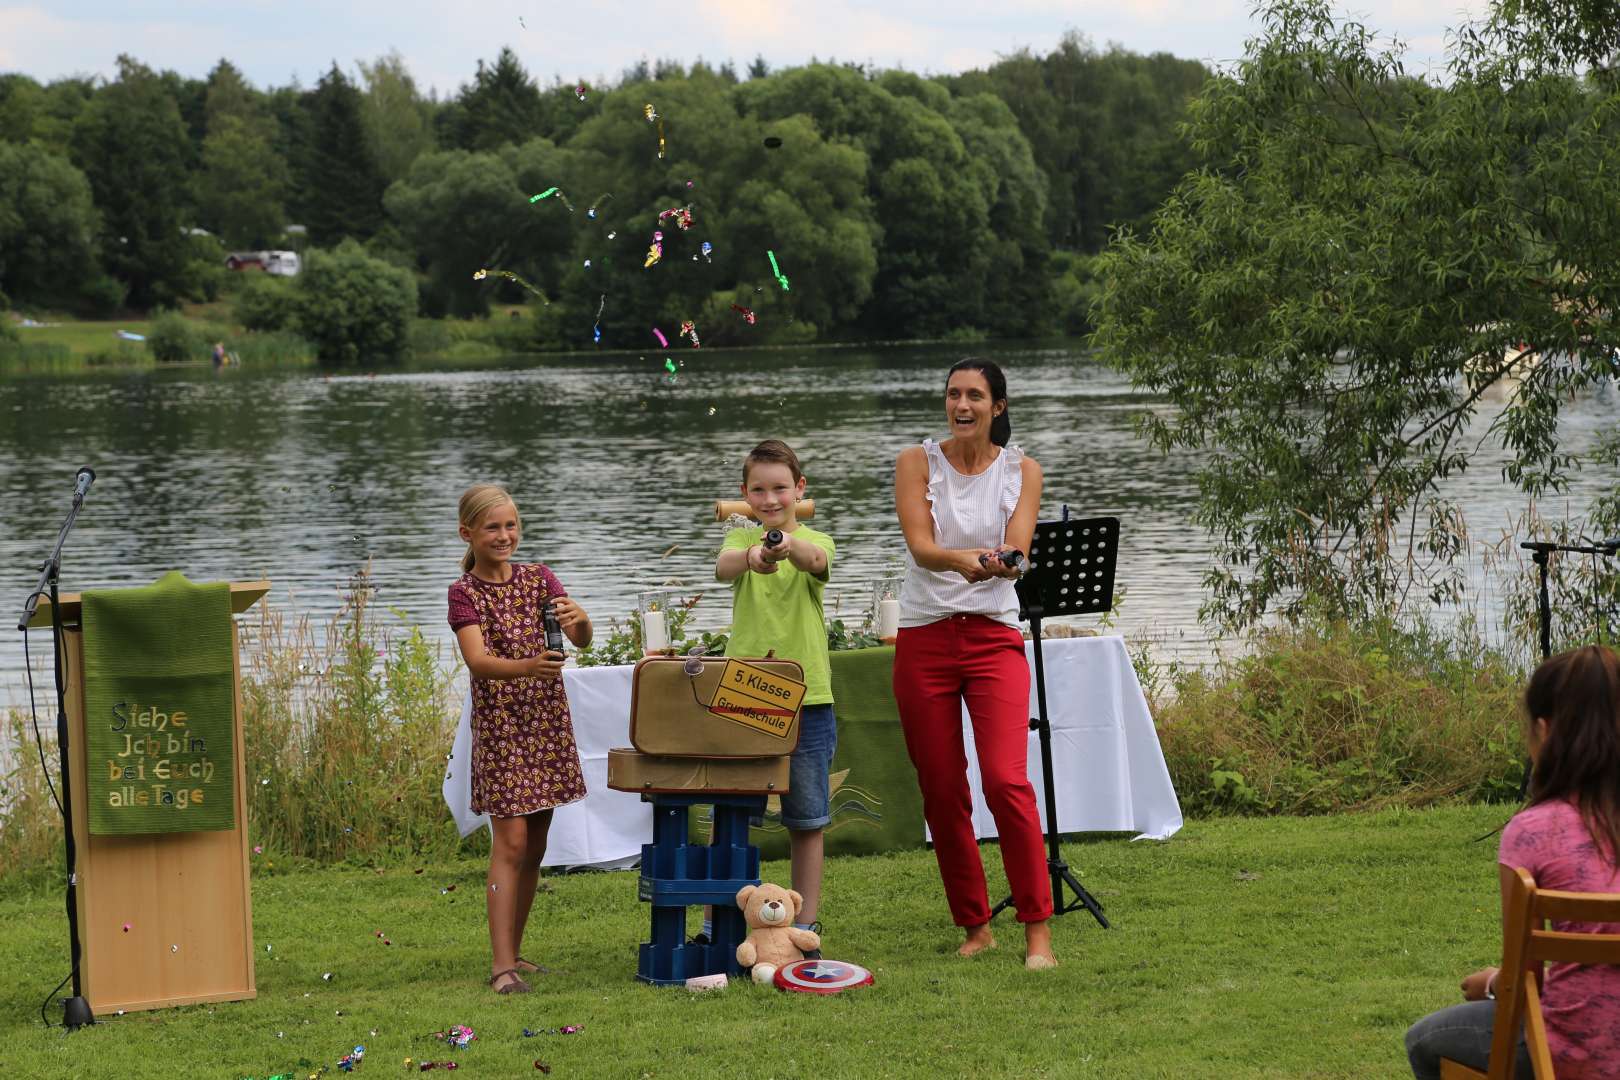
left=801, top=922, right=822, bottom=961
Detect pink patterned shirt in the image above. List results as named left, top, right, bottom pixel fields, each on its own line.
left=1500, top=798, right=1620, bottom=1080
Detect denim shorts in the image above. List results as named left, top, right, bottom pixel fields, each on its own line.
left=781, top=703, right=837, bottom=830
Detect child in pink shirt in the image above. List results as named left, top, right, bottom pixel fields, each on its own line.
left=1406, top=644, right=1620, bottom=1079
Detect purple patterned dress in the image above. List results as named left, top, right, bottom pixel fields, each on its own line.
left=448, top=563, right=587, bottom=817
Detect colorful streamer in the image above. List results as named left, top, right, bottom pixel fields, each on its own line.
left=767, top=250, right=790, bottom=291
left=528, top=187, right=574, bottom=211
left=472, top=268, right=550, bottom=305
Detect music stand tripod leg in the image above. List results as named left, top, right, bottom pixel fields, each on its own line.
left=991, top=608, right=1108, bottom=928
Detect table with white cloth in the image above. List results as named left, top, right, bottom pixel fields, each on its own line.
left=442, top=635, right=1183, bottom=867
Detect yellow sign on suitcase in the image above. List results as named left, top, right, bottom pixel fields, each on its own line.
left=706, top=659, right=806, bottom=739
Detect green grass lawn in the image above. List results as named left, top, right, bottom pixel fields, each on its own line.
left=0, top=805, right=1511, bottom=1079
left=12, top=319, right=154, bottom=356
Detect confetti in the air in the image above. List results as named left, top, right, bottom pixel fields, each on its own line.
left=473, top=268, right=550, bottom=305
left=768, top=250, right=791, bottom=291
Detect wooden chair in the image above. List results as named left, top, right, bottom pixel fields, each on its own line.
left=1441, top=866, right=1620, bottom=1079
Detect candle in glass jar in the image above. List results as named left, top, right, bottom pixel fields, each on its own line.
left=641, top=608, right=669, bottom=653
left=877, top=598, right=900, bottom=640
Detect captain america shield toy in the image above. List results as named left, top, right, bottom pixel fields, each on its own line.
left=773, top=959, right=875, bottom=994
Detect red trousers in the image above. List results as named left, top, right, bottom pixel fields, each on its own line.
left=893, top=614, right=1053, bottom=925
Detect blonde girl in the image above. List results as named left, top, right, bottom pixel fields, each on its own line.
left=447, top=483, right=592, bottom=994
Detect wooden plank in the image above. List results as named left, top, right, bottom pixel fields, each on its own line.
left=84, top=988, right=257, bottom=1014
left=26, top=580, right=269, bottom=629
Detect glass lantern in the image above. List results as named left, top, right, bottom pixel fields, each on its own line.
left=869, top=567, right=905, bottom=643
left=636, top=589, right=679, bottom=655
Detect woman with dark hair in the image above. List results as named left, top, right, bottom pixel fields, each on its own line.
left=1405, top=644, right=1620, bottom=1078
left=891, top=358, right=1055, bottom=969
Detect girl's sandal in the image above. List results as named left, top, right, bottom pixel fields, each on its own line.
left=489, top=968, right=531, bottom=994
left=515, top=957, right=551, bottom=975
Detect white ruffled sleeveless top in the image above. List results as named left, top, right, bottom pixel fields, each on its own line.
left=899, top=437, right=1024, bottom=628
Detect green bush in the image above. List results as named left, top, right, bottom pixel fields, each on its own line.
left=293, top=240, right=417, bottom=366
left=241, top=569, right=464, bottom=862
left=0, top=340, right=75, bottom=370
left=146, top=309, right=198, bottom=362
left=224, top=330, right=316, bottom=366
left=406, top=318, right=452, bottom=356
left=1050, top=250, right=1104, bottom=335
left=233, top=273, right=299, bottom=332
left=0, top=709, right=64, bottom=891
left=1149, top=618, right=1527, bottom=816
left=81, top=274, right=127, bottom=317
left=84, top=341, right=145, bottom=366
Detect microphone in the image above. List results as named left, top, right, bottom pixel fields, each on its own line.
left=73, top=466, right=95, bottom=502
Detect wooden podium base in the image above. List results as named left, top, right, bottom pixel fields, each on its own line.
left=36, top=582, right=265, bottom=1014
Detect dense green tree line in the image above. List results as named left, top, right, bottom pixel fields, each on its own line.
left=1094, top=0, right=1620, bottom=630
left=0, top=36, right=1208, bottom=344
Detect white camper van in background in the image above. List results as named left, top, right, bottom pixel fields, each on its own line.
left=224, top=250, right=302, bottom=277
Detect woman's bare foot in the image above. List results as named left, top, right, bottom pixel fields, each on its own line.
left=958, top=923, right=997, bottom=957
left=1024, top=919, right=1056, bottom=970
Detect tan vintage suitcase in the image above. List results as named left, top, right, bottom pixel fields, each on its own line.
left=606, top=747, right=790, bottom=795
left=628, top=654, right=804, bottom=758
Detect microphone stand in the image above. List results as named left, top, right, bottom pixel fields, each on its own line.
left=16, top=467, right=96, bottom=1030
left=1519, top=538, right=1619, bottom=661
left=1515, top=537, right=1618, bottom=802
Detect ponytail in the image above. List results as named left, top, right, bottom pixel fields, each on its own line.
left=991, top=405, right=1011, bottom=448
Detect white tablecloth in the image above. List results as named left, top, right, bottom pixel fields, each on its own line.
left=443, top=635, right=1182, bottom=866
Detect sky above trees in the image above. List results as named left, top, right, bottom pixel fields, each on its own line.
left=4, top=1, right=1485, bottom=95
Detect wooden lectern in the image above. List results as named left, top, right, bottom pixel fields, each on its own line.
left=29, top=581, right=268, bottom=1014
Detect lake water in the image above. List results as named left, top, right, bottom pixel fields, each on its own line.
left=1, top=342, right=1613, bottom=703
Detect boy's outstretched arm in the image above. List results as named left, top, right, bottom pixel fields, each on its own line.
left=779, top=534, right=828, bottom=577
left=716, top=546, right=751, bottom=581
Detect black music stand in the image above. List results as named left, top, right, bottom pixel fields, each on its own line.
left=989, top=509, right=1116, bottom=929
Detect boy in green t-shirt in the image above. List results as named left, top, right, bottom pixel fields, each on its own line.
left=712, top=438, right=836, bottom=954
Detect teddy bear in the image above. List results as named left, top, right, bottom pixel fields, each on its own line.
left=735, top=883, right=820, bottom=985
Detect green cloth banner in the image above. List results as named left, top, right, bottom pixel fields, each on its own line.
left=748, top=647, right=924, bottom=860
left=82, top=572, right=236, bottom=835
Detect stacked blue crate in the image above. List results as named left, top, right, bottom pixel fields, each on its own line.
left=635, top=793, right=766, bottom=985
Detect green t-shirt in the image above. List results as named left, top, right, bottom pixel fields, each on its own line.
left=722, top=524, right=835, bottom=705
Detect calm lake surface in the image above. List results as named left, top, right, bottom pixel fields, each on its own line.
left=1, top=342, right=1613, bottom=702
